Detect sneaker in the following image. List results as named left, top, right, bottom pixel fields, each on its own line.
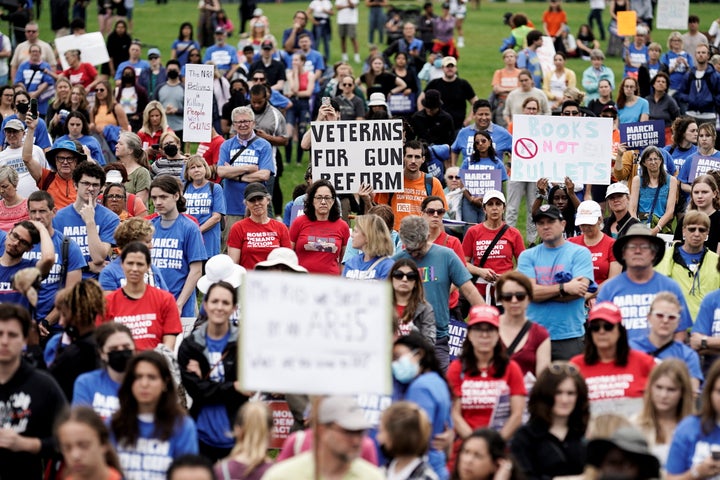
left=457, top=37, right=464, bottom=48
left=342, top=53, right=349, bottom=62
left=354, top=53, right=361, bottom=63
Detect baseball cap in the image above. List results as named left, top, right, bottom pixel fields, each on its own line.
left=605, top=182, right=630, bottom=198
left=318, top=396, right=372, bottom=431
left=441, top=56, right=456, bottom=67
left=588, top=301, right=623, bottom=325
left=532, top=204, right=563, bottom=222
left=467, top=305, right=500, bottom=328
left=575, top=200, right=602, bottom=226
left=147, top=48, right=160, bottom=59
left=4, top=119, right=24, bottom=131
left=483, top=189, right=506, bottom=205
left=215, top=26, right=226, bottom=34
left=244, top=182, right=269, bottom=201
left=600, top=104, right=618, bottom=117
left=261, top=39, right=274, bottom=50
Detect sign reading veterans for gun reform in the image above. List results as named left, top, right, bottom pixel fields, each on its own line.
left=182, top=64, right=214, bottom=143
left=239, top=271, right=393, bottom=395
left=311, top=119, right=404, bottom=193
left=511, top=115, right=613, bottom=185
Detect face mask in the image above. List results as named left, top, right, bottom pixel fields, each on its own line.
left=232, top=90, right=245, bottom=101
left=433, top=59, right=442, bottom=69
left=16, top=103, right=29, bottom=114
left=391, top=353, right=419, bottom=384
left=167, top=70, right=179, bottom=80
left=122, top=74, right=134, bottom=82
left=107, top=349, right=133, bottom=372
left=163, top=144, right=178, bottom=157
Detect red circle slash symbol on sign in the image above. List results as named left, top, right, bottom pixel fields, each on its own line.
left=514, top=138, right=538, bottom=159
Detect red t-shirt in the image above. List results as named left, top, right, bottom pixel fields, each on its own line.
left=62, top=63, right=98, bottom=88
left=570, top=349, right=655, bottom=402
left=446, top=358, right=526, bottom=430
left=289, top=216, right=350, bottom=275
left=568, top=233, right=616, bottom=284
left=462, top=223, right=525, bottom=295
left=104, top=285, right=182, bottom=351
left=502, top=322, right=550, bottom=376
left=434, top=231, right=465, bottom=308
left=228, top=217, right=292, bottom=270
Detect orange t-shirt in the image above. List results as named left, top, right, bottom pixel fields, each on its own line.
left=40, top=168, right=77, bottom=209
left=542, top=10, right=567, bottom=37
left=374, top=175, right=447, bottom=230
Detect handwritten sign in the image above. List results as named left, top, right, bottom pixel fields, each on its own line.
left=460, top=169, right=502, bottom=197
left=239, top=271, right=393, bottom=395
left=619, top=120, right=665, bottom=152
left=511, top=115, right=613, bottom=184
left=311, top=120, right=404, bottom=193
left=688, top=155, right=720, bottom=183
left=656, top=0, right=689, bottom=30
left=617, top=11, right=637, bottom=36
left=55, top=32, right=110, bottom=70
left=182, top=64, right=214, bottom=143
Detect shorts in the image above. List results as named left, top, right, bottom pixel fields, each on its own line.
left=338, top=23, right=357, bottom=38
left=125, top=6, right=133, bottom=19
left=452, top=4, right=466, bottom=19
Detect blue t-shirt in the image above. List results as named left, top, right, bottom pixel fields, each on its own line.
left=517, top=241, right=595, bottom=341
left=665, top=144, right=697, bottom=176
left=597, top=272, right=692, bottom=341
left=72, top=369, right=121, bottom=420
left=451, top=123, right=512, bottom=164
left=679, top=151, right=720, bottom=185
left=394, top=244, right=471, bottom=339
left=629, top=336, right=703, bottom=382
left=111, top=415, right=198, bottom=479
left=667, top=416, right=720, bottom=475
left=22, top=230, right=86, bottom=321
left=0, top=258, right=37, bottom=310
left=150, top=214, right=207, bottom=317
left=53, top=204, right=120, bottom=280
left=269, top=90, right=292, bottom=110
left=624, top=43, right=648, bottom=77
left=661, top=50, right=694, bottom=91
left=171, top=39, right=201, bottom=68
left=342, top=254, right=395, bottom=280
left=184, top=181, right=227, bottom=257
left=517, top=48, right=542, bottom=88
left=203, top=45, right=238, bottom=73
left=196, top=332, right=234, bottom=449
left=218, top=135, right=274, bottom=215
left=114, top=59, right=151, bottom=80
left=54, top=134, right=106, bottom=166
left=15, top=61, right=55, bottom=115
left=692, top=289, right=720, bottom=337
left=460, top=156, right=509, bottom=181
left=0, top=115, right=51, bottom=148
left=618, top=97, right=650, bottom=124
left=98, top=256, right=168, bottom=291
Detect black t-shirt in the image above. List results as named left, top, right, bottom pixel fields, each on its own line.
left=360, top=72, right=398, bottom=97
left=249, top=59, right=287, bottom=88
left=425, top=77, right=475, bottom=129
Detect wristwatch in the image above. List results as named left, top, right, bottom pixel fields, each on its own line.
left=701, top=336, right=708, bottom=350
left=558, top=283, right=566, bottom=297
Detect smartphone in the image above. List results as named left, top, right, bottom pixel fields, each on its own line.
left=30, top=98, right=38, bottom=118
left=321, top=96, right=331, bottom=107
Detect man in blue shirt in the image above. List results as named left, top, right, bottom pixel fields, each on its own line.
left=114, top=41, right=151, bottom=81
left=204, top=27, right=240, bottom=80
left=517, top=30, right=543, bottom=88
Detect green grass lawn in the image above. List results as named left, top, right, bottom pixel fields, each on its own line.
left=31, top=0, right=718, bottom=234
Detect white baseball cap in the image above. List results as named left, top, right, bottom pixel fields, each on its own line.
left=575, top=200, right=603, bottom=225
left=483, top=189, right=506, bottom=205
left=605, top=183, right=630, bottom=198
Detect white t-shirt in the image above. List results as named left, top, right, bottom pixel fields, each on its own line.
left=308, top=0, right=332, bottom=20
left=0, top=34, right=10, bottom=78
left=0, top=144, right=49, bottom=197
left=336, top=0, right=359, bottom=25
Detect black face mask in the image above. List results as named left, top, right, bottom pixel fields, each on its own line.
left=232, top=90, right=245, bottom=101
left=16, top=102, right=29, bottom=114
left=122, top=74, right=134, bottom=82
left=163, top=144, right=179, bottom=157
left=167, top=70, right=179, bottom=80
left=107, top=349, right=133, bottom=372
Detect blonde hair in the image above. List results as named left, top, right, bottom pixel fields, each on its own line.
left=226, top=402, right=273, bottom=476
left=355, top=214, right=394, bottom=258
left=183, top=155, right=212, bottom=182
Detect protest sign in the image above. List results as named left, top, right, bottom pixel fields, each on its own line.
left=239, top=271, right=393, bottom=395
left=688, top=155, right=720, bottom=183
left=182, top=64, right=214, bottom=143
left=656, top=0, right=689, bottom=30
left=619, top=120, right=665, bottom=152
left=460, top=169, right=503, bottom=197
left=267, top=400, right=293, bottom=449
left=311, top=119, right=404, bottom=193
left=448, top=319, right=467, bottom=361
left=617, top=11, right=637, bottom=36
left=511, top=115, right=613, bottom=184
left=55, top=32, right=110, bottom=70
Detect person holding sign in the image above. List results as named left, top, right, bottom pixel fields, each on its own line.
left=647, top=72, right=680, bottom=144
left=629, top=146, right=678, bottom=235
left=678, top=124, right=720, bottom=194
left=459, top=131, right=508, bottom=226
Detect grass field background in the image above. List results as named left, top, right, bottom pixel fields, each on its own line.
left=29, top=0, right=719, bottom=233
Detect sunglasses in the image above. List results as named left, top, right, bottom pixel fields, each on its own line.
left=447, top=175, right=461, bottom=180
left=651, top=311, right=680, bottom=322
left=392, top=270, right=419, bottom=281
left=424, top=208, right=446, bottom=216
left=686, top=226, right=708, bottom=233
left=589, top=321, right=616, bottom=332
left=562, top=110, right=581, bottom=116
left=499, top=292, right=528, bottom=302
left=341, top=83, right=353, bottom=87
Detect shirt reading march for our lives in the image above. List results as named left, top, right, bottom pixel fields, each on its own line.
left=218, top=135, right=274, bottom=216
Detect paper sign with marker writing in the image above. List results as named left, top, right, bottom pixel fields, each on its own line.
left=688, top=155, right=720, bottom=183
left=460, top=169, right=503, bottom=197
left=617, top=11, right=637, bottom=36
left=510, top=115, right=613, bottom=185
left=239, top=271, right=393, bottom=395
left=55, top=32, right=110, bottom=70
left=311, top=119, right=404, bottom=193
left=655, top=0, right=688, bottom=30
left=182, top=64, right=214, bottom=143
left=619, top=120, right=665, bottom=152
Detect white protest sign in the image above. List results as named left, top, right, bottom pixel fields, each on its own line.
left=55, top=32, right=110, bottom=70
left=311, top=119, right=404, bottom=193
left=182, top=64, right=214, bottom=143
left=239, top=271, right=393, bottom=395
left=655, top=0, right=689, bottom=30
left=511, top=115, right=613, bottom=185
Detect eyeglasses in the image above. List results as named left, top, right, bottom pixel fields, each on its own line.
left=624, top=243, right=653, bottom=251
left=79, top=180, right=102, bottom=189
left=644, top=156, right=661, bottom=163
left=562, top=110, right=581, bottom=116
left=443, top=64, right=456, bottom=68
left=55, top=155, right=77, bottom=163
left=314, top=196, right=334, bottom=203
left=548, top=361, right=580, bottom=375
left=252, top=77, right=265, bottom=82
left=686, top=226, right=709, bottom=233
left=232, top=119, right=252, bottom=125
left=424, top=208, right=446, bottom=216
left=106, top=194, right=125, bottom=200
left=499, top=292, right=528, bottom=302
left=9, top=231, right=32, bottom=249
left=391, top=270, right=419, bottom=281
left=589, top=321, right=616, bottom=332
left=651, top=311, right=680, bottom=322
left=447, top=175, right=461, bottom=180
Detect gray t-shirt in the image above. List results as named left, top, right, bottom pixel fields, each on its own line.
left=156, top=82, right=185, bottom=131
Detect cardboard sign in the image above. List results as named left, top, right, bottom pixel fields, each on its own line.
left=619, top=120, right=665, bottom=152
left=239, top=271, right=393, bottom=395
left=311, top=120, right=404, bottom=193
left=655, top=0, right=689, bottom=30
left=688, top=155, right=720, bottom=183
left=460, top=169, right=503, bottom=197
left=182, top=64, right=214, bottom=143
left=510, top=115, right=613, bottom=185
left=617, top=11, right=637, bottom=36
left=55, top=32, right=110, bottom=70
